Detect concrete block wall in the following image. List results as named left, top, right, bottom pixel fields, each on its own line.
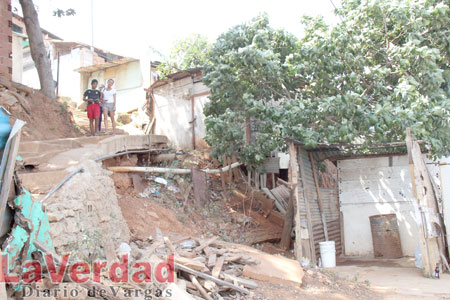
left=0, top=0, right=12, bottom=80
left=45, top=160, right=131, bottom=261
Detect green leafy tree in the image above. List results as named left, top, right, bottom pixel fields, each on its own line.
left=204, top=1, right=450, bottom=166
left=158, top=34, right=212, bottom=77
left=202, top=14, right=300, bottom=167
left=281, top=0, right=449, bottom=157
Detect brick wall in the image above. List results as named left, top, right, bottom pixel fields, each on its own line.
left=0, top=0, right=12, bottom=80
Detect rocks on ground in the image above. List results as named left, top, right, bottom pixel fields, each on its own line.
left=0, top=79, right=81, bottom=141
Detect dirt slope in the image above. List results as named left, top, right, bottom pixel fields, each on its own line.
left=0, top=81, right=81, bottom=141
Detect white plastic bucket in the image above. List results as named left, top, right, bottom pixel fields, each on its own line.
left=319, top=241, right=336, bottom=268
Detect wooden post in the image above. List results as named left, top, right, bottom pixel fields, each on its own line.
left=220, top=169, right=228, bottom=201
left=406, top=128, right=440, bottom=277
left=309, top=152, right=329, bottom=241
left=227, top=157, right=233, bottom=186
left=191, top=77, right=196, bottom=149
left=232, top=154, right=240, bottom=183
left=298, top=149, right=316, bottom=265
left=289, top=142, right=303, bottom=261
left=245, top=116, right=251, bottom=144
left=280, top=184, right=294, bottom=250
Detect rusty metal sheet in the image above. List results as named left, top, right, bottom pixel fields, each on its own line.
left=192, top=168, right=209, bottom=204
left=370, top=214, right=403, bottom=258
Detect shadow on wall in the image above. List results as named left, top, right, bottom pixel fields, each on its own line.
left=339, top=156, right=420, bottom=257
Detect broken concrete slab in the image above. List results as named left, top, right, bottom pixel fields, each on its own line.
left=242, top=249, right=304, bottom=285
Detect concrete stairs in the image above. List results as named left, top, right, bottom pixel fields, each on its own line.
left=17, top=135, right=169, bottom=198
left=71, top=108, right=127, bottom=135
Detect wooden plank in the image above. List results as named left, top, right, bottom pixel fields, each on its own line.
left=163, top=236, right=179, bottom=255
left=143, top=240, right=164, bottom=259
left=221, top=273, right=258, bottom=289
left=211, top=256, right=225, bottom=278
left=289, top=142, right=303, bottom=260
left=192, top=168, right=209, bottom=205
left=406, top=128, right=441, bottom=277
left=207, top=253, right=217, bottom=268
left=34, top=240, right=132, bottom=300
left=280, top=185, right=294, bottom=250
left=268, top=210, right=285, bottom=227
left=189, top=275, right=214, bottom=300
left=175, top=262, right=249, bottom=295
left=262, top=187, right=286, bottom=214
left=178, top=250, right=197, bottom=258
left=175, top=256, right=209, bottom=272
left=203, top=246, right=214, bottom=256
left=298, top=148, right=316, bottom=265
left=195, top=236, right=218, bottom=253
left=245, top=228, right=282, bottom=245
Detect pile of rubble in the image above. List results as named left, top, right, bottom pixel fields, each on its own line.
left=131, top=230, right=262, bottom=300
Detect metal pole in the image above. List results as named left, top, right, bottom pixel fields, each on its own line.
left=40, top=167, right=84, bottom=203
left=90, top=0, right=94, bottom=50
left=56, top=52, right=60, bottom=97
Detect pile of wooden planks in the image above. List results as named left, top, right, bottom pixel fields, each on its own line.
left=143, top=233, right=260, bottom=300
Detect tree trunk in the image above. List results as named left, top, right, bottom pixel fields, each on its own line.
left=245, top=115, right=251, bottom=144
left=19, top=0, right=55, bottom=99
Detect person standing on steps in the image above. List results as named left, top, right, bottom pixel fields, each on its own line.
left=98, top=83, right=105, bottom=132
left=83, top=79, right=101, bottom=136
left=102, top=78, right=117, bottom=134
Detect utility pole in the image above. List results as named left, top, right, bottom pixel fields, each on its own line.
left=90, top=0, right=94, bottom=51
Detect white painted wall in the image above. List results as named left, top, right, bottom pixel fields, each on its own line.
left=20, top=45, right=95, bottom=104
left=153, top=77, right=209, bottom=150
left=88, top=61, right=145, bottom=113
left=338, top=155, right=420, bottom=256
left=11, top=33, right=24, bottom=83
left=57, top=48, right=82, bottom=102
left=21, top=47, right=40, bottom=89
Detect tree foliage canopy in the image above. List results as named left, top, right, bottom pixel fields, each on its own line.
left=203, top=0, right=450, bottom=165
left=203, top=14, right=299, bottom=166
left=158, top=34, right=212, bottom=77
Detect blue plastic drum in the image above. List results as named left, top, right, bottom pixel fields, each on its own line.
left=0, top=107, right=11, bottom=149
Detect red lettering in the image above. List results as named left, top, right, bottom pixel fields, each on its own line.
left=69, top=262, right=90, bottom=283
left=131, top=262, right=152, bottom=283
left=93, top=260, right=107, bottom=282
left=1, top=255, right=19, bottom=283
left=109, top=254, right=129, bottom=283
left=22, top=261, right=42, bottom=283
left=155, top=255, right=174, bottom=283
left=44, top=254, right=70, bottom=283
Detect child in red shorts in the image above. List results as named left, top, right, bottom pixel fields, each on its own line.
left=83, top=79, right=101, bottom=135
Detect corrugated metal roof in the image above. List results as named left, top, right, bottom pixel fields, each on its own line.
left=150, top=68, right=202, bottom=89
left=287, top=138, right=416, bottom=161
left=75, top=57, right=138, bottom=73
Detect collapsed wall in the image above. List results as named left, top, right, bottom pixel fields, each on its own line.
left=16, top=135, right=169, bottom=261
left=44, top=160, right=130, bottom=261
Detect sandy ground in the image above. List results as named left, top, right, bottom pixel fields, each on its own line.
left=333, top=257, right=450, bottom=299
